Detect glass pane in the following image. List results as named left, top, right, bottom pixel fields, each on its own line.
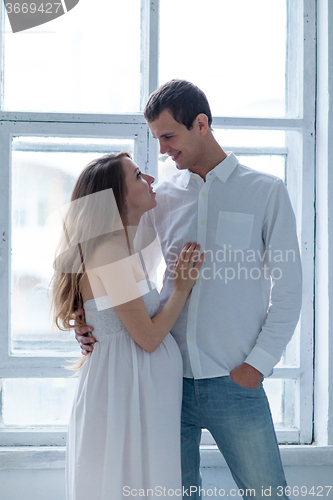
left=158, top=155, right=285, bottom=182
left=0, top=379, right=294, bottom=428
left=4, top=0, right=141, bottom=113
left=1, top=378, right=76, bottom=426
left=263, top=378, right=283, bottom=425
left=263, top=378, right=296, bottom=427
left=237, top=156, right=285, bottom=180
left=11, top=137, right=135, bottom=355
left=158, top=129, right=286, bottom=182
left=213, top=129, right=285, bottom=149
left=276, top=324, right=299, bottom=368
left=160, top=0, right=287, bottom=117
left=1, top=378, right=295, bottom=428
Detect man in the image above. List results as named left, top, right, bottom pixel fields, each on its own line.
left=76, top=80, right=302, bottom=499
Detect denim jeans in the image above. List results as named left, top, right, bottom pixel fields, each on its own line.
left=181, top=376, right=290, bottom=499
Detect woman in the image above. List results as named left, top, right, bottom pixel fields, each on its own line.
left=51, top=152, right=203, bottom=499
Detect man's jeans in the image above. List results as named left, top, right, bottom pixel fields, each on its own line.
left=181, top=376, right=290, bottom=499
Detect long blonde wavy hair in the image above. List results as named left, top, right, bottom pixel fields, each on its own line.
left=51, top=152, right=130, bottom=365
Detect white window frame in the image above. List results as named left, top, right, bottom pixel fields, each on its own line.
left=0, top=0, right=316, bottom=451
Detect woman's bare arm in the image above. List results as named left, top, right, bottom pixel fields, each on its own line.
left=75, top=243, right=203, bottom=353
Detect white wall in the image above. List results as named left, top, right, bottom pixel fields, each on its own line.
left=315, top=0, right=333, bottom=450
left=0, top=465, right=333, bottom=500
left=202, top=466, right=333, bottom=497
left=0, top=470, right=65, bottom=500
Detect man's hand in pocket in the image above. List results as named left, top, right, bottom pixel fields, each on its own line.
left=230, top=363, right=262, bottom=389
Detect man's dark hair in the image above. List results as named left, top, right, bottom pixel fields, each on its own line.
left=144, top=79, right=213, bottom=130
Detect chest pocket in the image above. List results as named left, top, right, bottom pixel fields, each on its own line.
left=215, top=211, right=254, bottom=250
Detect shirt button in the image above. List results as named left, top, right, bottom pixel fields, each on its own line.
left=191, top=307, right=195, bottom=311
left=189, top=337, right=193, bottom=341
left=201, top=192, right=205, bottom=196
left=200, top=220, right=204, bottom=225
left=196, top=278, right=200, bottom=283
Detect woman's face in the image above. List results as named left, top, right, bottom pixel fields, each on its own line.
left=122, top=157, right=157, bottom=222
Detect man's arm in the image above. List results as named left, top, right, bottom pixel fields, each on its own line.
left=243, top=178, right=303, bottom=378
left=74, top=308, right=96, bottom=354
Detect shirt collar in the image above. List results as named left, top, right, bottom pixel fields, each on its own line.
left=181, top=169, right=203, bottom=188
left=212, top=152, right=238, bottom=183
left=181, top=152, right=238, bottom=188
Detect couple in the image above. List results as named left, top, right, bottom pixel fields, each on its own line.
left=54, top=80, right=302, bottom=499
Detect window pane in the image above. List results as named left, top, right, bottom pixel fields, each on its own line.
left=159, top=154, right=285, bottom=183
left=0, top=378, right=294, bottom=428
left=4, top=0, right=141, bottom=113
left=160, top=0, right=287, bottom=117
left=1, top=378, right=76, bottom=426
left=236, top=155, right=285, bottom=180
left=11, top=137, right=135, bottom=355
left=213, top=129, right=285, bottom=149
left=158, top=129, right=286, bottom=182
left=263, top=378, right=296, bottom=427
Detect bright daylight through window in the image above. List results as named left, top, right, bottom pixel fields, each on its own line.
left=0, top=0, right=315, bottom=447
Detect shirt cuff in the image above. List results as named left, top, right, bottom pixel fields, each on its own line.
left=244, top=346, right=278, bottom=377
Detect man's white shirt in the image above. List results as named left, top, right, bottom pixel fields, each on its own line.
left=141, top=152, right=302, bottom=379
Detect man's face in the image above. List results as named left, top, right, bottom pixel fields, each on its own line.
left=147, top=109, right=202, bottom=171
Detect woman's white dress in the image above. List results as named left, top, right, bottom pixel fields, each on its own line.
left=66, top=281, right=183, bottom=499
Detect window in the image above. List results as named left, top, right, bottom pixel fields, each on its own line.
left=0, top=0, right=315, bottom=446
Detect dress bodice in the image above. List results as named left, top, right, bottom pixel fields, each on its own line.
left=83, top=280, right=160, bottom=342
